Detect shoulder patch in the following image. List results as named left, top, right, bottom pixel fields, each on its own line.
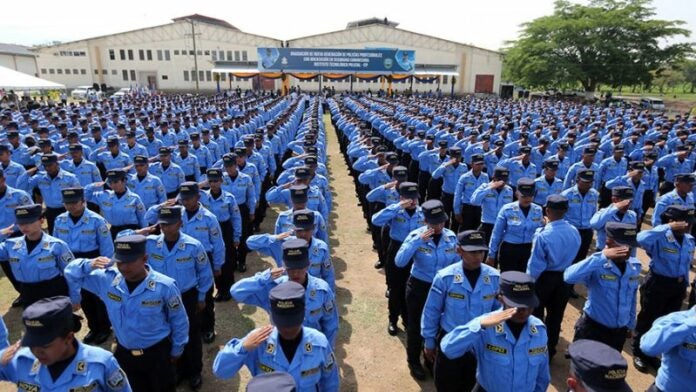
left=147, top=280, right=156, bottom=290
left=167, top=295, right=181, bottom=310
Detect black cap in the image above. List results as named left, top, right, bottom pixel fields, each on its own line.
left=190, top=133, right=200, bottom=140
left=583, top=147, right=597, bottom=155
left=398, top=182, right=419, bottom=199
left=304, top=156, right=318, bottom=166
left=493, top=139, right=505, bottom=147
left=628, top=161, right=644, bottom=170
left=500, top=271, right=539, bottom=308
left=294, top=167, right=311, bottom=180
left=448, top=147, right=462, bottom=158
left=41, top=154, right=58, bottom=165
left=422, top=200, right=448, bottom=224
left=559, top=142, right=569, bottom=150
left=471, top=154, right=484, bottom=164
left=158, top=147, right=171, bottom=155
left=292, top=209, right=315, bottom=231
left=613, top=145, right=624, bottom=152
left=222, top=153, right=237, bottom=166
left=385, top=152, right=399, bottom=164
left=269, top=281, right=305, bottom=328
left=675, top=173, right=695, bottom=184
left=282, top=238, right=309, bottom=270
left=134, top=155, right=148, bottom=165
left=246, top=372, right=296, bottom=392
left=661, top=204, right=696, bottom=224
left=21, top=296, right=76, bottom=347
left=234, top=147, right=247, bottom=156
left=605, top=222, right=639, bottom=248
left=577, top=169, right=595, bottom=183
left=392, top=166, right=408, bottom=181
left=38, top=139, right=53, bottom=149
left=568, top=340, right=631, bottom=392
left=157, top=206, right=182, bottom=224
left=545, top=195, right=569, bottom=210
left=206, top=168, right=222, bottom=180
left=61, top=187, right=84, bottom=203
left=493, top=167, right=509, bottom=181
left=516, top=178, right=535, bottom=197
left=68, top=144, right=83, bottom=152
left=374, top=145, right=387, bottom=153
left=106, top=169, right=126, bottom=181
left=178, top=139, right=189, bottom=146
left=289, top=184, right=308, bottom=204
left=437, top=140, right=448, bottom=148
left=179, top=182, right=199, bottom=200
left=113, top=235, right=147, bottom=263
left=519, top=146, right=532, bottom=155
left=0, top=144, right=9, bottom=153
left=543, top=159, right=559, bottom=170
left=106, top=136, right=119, bottom=145
left=14, top=204, right=42, bottom=224
left=611, top=186, right=634, bottom=200
left=457, top=230, right=488, bottom=251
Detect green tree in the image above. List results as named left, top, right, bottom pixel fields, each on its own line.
left=682, top=59, right=696, bottom=93
left=503, top=0, right=693, bottom=96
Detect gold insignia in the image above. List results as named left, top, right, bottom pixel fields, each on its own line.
left=495, top=324, right=504, bottom=334
left=310, top=289, right=316, bottom=298
left=483, top=275, right=490, bottom=284
left=305, top=343, right=312, bottom=353
left=530, top=325, right=538, bottom=334
left=453, top=274, right=462, bottom=283
left=30, top=359, right=40, bottom=373
left=485, top=343, right=507, bottom=354
left=24, top=320, right=43, bottom=327
left=266, top=343, right=275, bottom=354
left=17, top=381, right=40, bottom=392
left=276, top=300, right=295, bottom=309
left=76, top=361, right=86, bottom=372
left=147, top=280, right=156, bottom=289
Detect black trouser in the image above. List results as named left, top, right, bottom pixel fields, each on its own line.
left=533, top=271, right=569, bottom=357
left=407, top=160, right=420, bottom=183
left=659, top=180, right=674, bottom=196
left=417, top=170, right=431, bottom=203
left=574, top=228, right=594, bottom=263
left=428, top=177, right=443, bottom=201
left=215, top=220, right=236, bottom=294
left=358, top=184, right=370, bottom=221
left=498, top=242, right=533, bottom=272
left=87, top=202, right=100, bottom=214
left=380, top=225, right=390, bottom=269
left=75, top=250, right=111, bottom=334
left=690, top=279, right=696, bottom=308
left=45, top=206, right=66, bottom=235
left=237, top=204, right=251, bottom=268
left=472, top=384, right=487, bottom=392
left=599, top=184, right=612, bottom=208
left=647, top=384, right=662, bottom=392
left=166, top=190, right=179, bottom=199
left=460, top=204, right=482, bottom=232
left=110, top=224, right=139, bottom=241
left=441, top=192, right=455, bottom=231
left=115, top=338, right=175, bottom=392
left=201, top=252, right=215, bottom=334
left=640, top=190, right=655, bottom=228
left=386, top=239, right=410, bottom=325
left=369, top=201, right=385, bottom=255
left=21, top=275, right=69, bottom=309
left=179, top=288, right=202, bottom=378
left=478, top=223, right=494, bottom=247
left=573, top=313, right=628, bottom=353
left=405, top=276, right=432, bottom=366
left=435, top=331, right=476, bottom=392
left=253, top=174, right=272, bottom=229
left=633, top=272, right=687, bottom=359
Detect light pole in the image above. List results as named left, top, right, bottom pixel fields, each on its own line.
left=185, top=18, right=200, bottom=92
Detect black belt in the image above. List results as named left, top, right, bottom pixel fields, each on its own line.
left=649, top=271, right=685, bottom=284
left=117, top=337, right=169, bottom=357
left=583, top=313, right=626, bottom=333
left=73, top=249, right=100, bottom=259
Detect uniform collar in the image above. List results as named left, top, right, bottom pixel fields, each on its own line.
left=264, top=327, right=313, bottom=372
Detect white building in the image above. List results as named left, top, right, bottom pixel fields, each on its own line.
left=0, top=43, right=39, bottom=77
left=34, top=15, right=502, bottom=95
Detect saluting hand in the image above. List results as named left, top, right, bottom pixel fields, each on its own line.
left=489, top=180, right=505, bottom=190
left=384, top=180, right=398, bottom=190
left=602, top=246, right=630, bottom=260
left=0, top=341, right=20, bottom=366
left=0, top=224, right=15, bottom=236
left=90, top=256, right=112, bottom=270
left=242, top=325, right=274, bottom=351
left=270, top=267, right=286, bottom=280
left=276, top=231, right=292, bottom=241
left=480, top=308, right=517, bottom=328
left=420, top=228, right=435, bottom=242
left=668, top=221, right=689, bottom=232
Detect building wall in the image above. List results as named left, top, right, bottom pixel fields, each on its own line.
left=0, top=53, right=38, bottom=76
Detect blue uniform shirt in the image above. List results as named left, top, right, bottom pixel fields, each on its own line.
left=64, top=261, right=189, bottom=356
left=0, top=161, right=26, bottom=187
left=84, top=185, right=146, bottom=227
left=395, top=227, right=459, bottom=283
left=453, top=171, right=489, bottom=214
left=212, top=327, right=339, bottom=392
left=127, top=173, right=166, bottom=209
left=199, top=189, right=242, bottom=242
left=60, top=159, right=101, bottom=187
left=266, top=185, right=329, bottom=221
left=181, top=205, right=225, bottom=271
left=230, top=270, right=338, bottom=346
left=652, top=190, right=695, bottom=227
left=563, top=162, right=599, bottom=190
left=637, top=224, right=694, bottom=284
left=532, top=176, right=563, bottom=206
left=526, top=220, right=581, bottom=279
left=53, top=209, right=113, bottom=255
left=597, top=156, right=628, bottom=184
left=90, top=150, right=132, bottom=171
left=431, top=162, right=468, bottom=195
left=656, top=153, right=693, bottom=182
left=605, top=175, right=647, bottom=217
left=372, top=203, right=426, bottom=242
left=471, top=183, right=514, bottom=224
left=488, top=202, right=544, bottom=260
left=17, top=169, right=80, bottom=208
left=421, top=263, right=500, bottom=349
left=221, top=172, right=257, bottom=211
left=498, top=159, right=537, bottom=188
left=0, top=186, right=32, bottom=238
left=440, top=314, right=550, bottom=392
left=0, top=342, right=132, bottom=392
left=274, top=209, right=328, bottom=244
left=148, top=162, right=185, bottom=194
left=564, top=253, right=641, bottom=329
left=640, top=307, right=696, bottom=392
left=561, top=186, right=599, bottom=229
left=366, top=184, right=400, bottom=206
left=589, top=206, right=637, bottom=251
left=173, top=153, right=200, bottom=181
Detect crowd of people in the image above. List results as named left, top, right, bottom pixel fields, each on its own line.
left=0, top=91, right=692, bottom=392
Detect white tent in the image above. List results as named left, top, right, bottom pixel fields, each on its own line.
left=0, top=65, right=65, bottom=90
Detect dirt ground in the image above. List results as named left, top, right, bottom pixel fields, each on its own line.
left=0, top=113, right=691, bottom=391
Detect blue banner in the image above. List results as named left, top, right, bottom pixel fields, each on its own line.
left=257, top=48, right=416, bottom=74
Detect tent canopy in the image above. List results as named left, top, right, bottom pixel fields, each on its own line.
left=0, top=65, right=65, bottom=90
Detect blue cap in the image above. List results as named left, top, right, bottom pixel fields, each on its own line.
left=14, top=204, right=42, bottom=224
left=500, top=271, right=539, bottom=308
left=61, top=187, right=84, bottom=203
left=289, top=185, right=308, bottom=204
left=398, top=182, right=419, bottom=199
left=179, top=182, right=199, bottom=200
left=516, top=178, right=535, bottom=196
left=292, top=209, right=315, bottom=231
left=246, top=372, right=296, bottom=392
left=222, top=153, right=237, bottom=166
left=545, top=195, right=569, bottom=210
left=457, top=230, right=488, bottom=251
left=568, top=340, right=631, bottom=392
left=206, top=168, right=222, bottom=180
left=294, top=167, right=311, bottom=180
left=113, top=235, right=147, bottom=263
left=422, top=200, right=448, bottom=224
left=269, top=281, right=305, bottom=328
left=282, top=238, right=309, bottom=270
left=605, top=222, right=639, bottom=248
left=158, top=206, right=182, bottom=224
left=22, top=296, right=76, bottom=347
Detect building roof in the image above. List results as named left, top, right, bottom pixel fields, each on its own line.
left=0, top=43, right=36, bottom=57
left=172, top=14, right=239, bottom=30
left=346, top=17, right=399, bottom=29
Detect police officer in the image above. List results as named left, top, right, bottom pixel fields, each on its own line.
left=564, top=222, right=642, bottom=352
left=598, top=145, right=628, bottom=208
left=231, top=238, right=338, bottom=347
left=274, top=184, right=329, bottom=244
left=453, top=154, right=488, bottom=232
left=90, top=135, right=132, bottom=172
left=0, top=296, right=132, bottom=392
left=526, top=195, right=581, bottom=359
left=471, top=167, right=514, bottom=244
left=421, top=230, right=500, bottom=392
left=144, top=206, right=212, bottom=390
left=440, top=271, right=550, bottom=392
left=200, top=168, right=242, bottom=301
left=632, top=205, right=695, bottom=372
left=0, top=204, right=74, bottom=308
left=488, top=178, right=544, bottom=272
left=566, top=339, right=632, bottom=392
left=267, top=167, right=329, bottom=221
left=220, top=153, right=257, bottom=272
left=85, top=169, right=146, bottom=239
left=589, top=186, right=637, bottom=252
left=246, top=372, right=296, bottom=392
left=54, top=188, right=113, bottom=345
left=128, top=155, right=166, bottom=209
left=640, top=306, right=696, bottom=392
left=213, top=281, right=339, bottom=391
left=396, top=200, right=459, bottom=380
left=64, top=235, right=189, bottom=392
left=372, top=182, right=425, bottom=335
left=431, top=147, right=467, bottom=231
left=150, top=147, right=185, bottom=199
left=17, top=153, right=80, bottom=234
left=174, top=140, right=200, bottom=182
left=532, top=159, right=563, bottom=207
left=178, top=182, right=224, bottom=344
left=651, top=173, right=694, bottom=226
left=0, top=143, right=26, bottom=187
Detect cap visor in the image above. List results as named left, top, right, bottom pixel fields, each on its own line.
left=293, top=224, right=314, bottom=231
left=402, top=192, right=419, bottom=200
left=271, top=313, right=304, bottom=328
left=518, top=191, right=535, bottom=197
left=157, top=218, right=181, bottom=225
left=501, top=294, right=539, bottom=309
left=15, top=216, right=40, bottom=225
left=425, top=215, right=449, bottom=225
left=584, top=381, right=632, bottom=392
left=113, top=253, right=141, bottom=263
left=459, top=245, right=489, bottom=252
left=21, top=330, right=56, bottom=347
left=615, top=239, right=639, bottom=248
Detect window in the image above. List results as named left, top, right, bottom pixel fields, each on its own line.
left=111, top=70, right=117, bottom=75
left=189, top=50, right=194, bottom=55
left=81, top=69, right=86, bottom=75
left=219, top=50, right=224, bottom=60
left=164, top=50, right=171, bottom=61
left=234, top=51, right=240, bottom=61
left=130, top=70, right=136, bottom=81
left=41, top=68, right=46, bottom=74
left=242, top=51, right=248, bottom=61
left=146, top=50, right=152, bottom=61
left=226, top=51, right=232, bottom=61
left=220, top=73, right=226, bottom=81
left=197, top=50, right=202, bottom=56
left=138, top=50, right=144, bottom=61
left=174, top=50, right=179, bottom=56
left=120, top=49, right=125, bottom=60
left=122, top=70, right=128, bottom=81
left=191, top=70, right=197, bottom=81
left=49, top=69, right=55, bottom=74
left=199, top=70, right=204, bottom=82
left=183, top=70, right=189, bottom=81
left=157, top=50, right=162, bottom=61
left=66, top=69, right=71, bottom=75
left=162, top=75, right=168, bottom=80
left=94, top=69, right=99, bottom=75
left=212, top=51, right=217, bottom=61
left=102, top=69, right=107, bottom=75
left=57, top=69, right=63, bottom=74
left=73, top=69, right=79, bottom=74
left=109, top=49, right=115, bottom=60
left=206, top=71, right=211, bottom=82
left=443, top=75, right=448, bottom=84
left=204, top=50, right=210, bottom=56
left=127, top=50, right=133, bottom=60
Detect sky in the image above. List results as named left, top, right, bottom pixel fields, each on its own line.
left=0, top=0, right=693, bottom=51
